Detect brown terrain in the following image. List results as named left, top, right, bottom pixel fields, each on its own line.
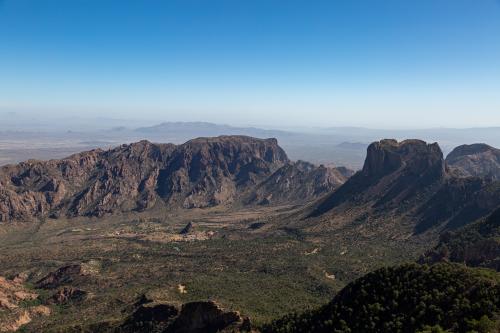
left=0, top=136, right=350, bottom=222
left=0, top=274, right=50, bottom=332
left=304, top=139, right=500, bottom=233
left=0, top=136, right=499, bottom=332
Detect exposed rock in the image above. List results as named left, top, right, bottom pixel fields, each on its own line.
left=446, top=143, right=500, bottom=180
left=0, top=275, right=50, bottom=332
left=0, top=136, right=296, bottom=222
left=179, top=222, right=194, bottom=235
left=247, top=160, right=350, bottom=205
left=35, top=264, right=87, bottom=289
left=308, top=139, right=500, bottom=233
left=121, top=298, right=250, bottom=333
left=0, top=135, right=355, bottom=222
left=167, top=301, right=246, bottom=333
left=122, top=302, right=179, bottom=332
left=48, top=287, right=88, bottom=304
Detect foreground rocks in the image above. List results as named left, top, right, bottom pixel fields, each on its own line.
left=35, top=261, right=100, bottom=289
left=122, top=298, right=251, bottom=333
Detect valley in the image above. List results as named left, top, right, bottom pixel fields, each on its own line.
left=0, top=135, right=499, bottom=332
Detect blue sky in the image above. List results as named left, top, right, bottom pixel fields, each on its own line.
left=0, top=0, right=499, bottom=128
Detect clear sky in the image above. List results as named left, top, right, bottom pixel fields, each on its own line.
left=1, top=0, right=499, bottom=128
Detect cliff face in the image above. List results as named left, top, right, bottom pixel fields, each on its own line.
left=0, top=136, right=349, bottom=222
left=0, top=140, right=175, bottom=221
left=446, top=143, right=500, bottom=180
left=247, top=160, right=350, bottom=205
left=309, top=139, right=500, bottom=232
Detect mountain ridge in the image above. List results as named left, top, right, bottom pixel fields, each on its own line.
left=0, top=136, right=349, bottom=222
left=306, top=139, right=500, bottom=233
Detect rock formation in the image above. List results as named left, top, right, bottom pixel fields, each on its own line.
left=308, top=139, right=500, bottom=232
left=0, top=136, right=350, bottom=222
left=0, top=276, right=50, bottom=332
left=121, top=298, right=250, bottom=333
left=247, top=160, right=349, bottom=205
left=446, top=143, right=500, bottom=180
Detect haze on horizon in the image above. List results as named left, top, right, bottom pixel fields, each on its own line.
left=1, top=0, right=500, bottom=129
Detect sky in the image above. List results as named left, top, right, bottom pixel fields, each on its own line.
left=0, top=0, right=500, bottom=128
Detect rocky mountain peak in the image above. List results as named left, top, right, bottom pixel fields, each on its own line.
left=308, top=139, right=500, bottom=232
left=362, top=139, right=445, bottom=179
left=446, top=143, right=500, bottom=180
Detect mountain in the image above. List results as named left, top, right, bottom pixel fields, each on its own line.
left=263, top=263, right=500, bottom=333
left=446, top=143, right=500, bottom=180
left=245, top=160, right=351, bottom=206
left=0, top=136, right=349, bottom=222
left=307, top=139, right=500, bottom=233
left=135, top=122, right=292, bottom=141
left=420, top=206, right=500, bottom=271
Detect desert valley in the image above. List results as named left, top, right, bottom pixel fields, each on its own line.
left=0, top=134, right=499, bottom=332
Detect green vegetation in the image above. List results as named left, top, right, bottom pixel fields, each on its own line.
left=421, top=208, right=500, bottom=270
left=263, top=263, right=500, bottom=333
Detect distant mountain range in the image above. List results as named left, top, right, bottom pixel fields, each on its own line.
left=2, top=120, right=500, bottom=169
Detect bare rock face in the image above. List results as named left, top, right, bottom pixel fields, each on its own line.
left=0, top=136, right=297, bottom=222
left=362, top=139, right=445, bottom=180
left=35, top=264, right=88, bottom=289
left=167, top=301, right=245, bottom=333
left=446, top=143, right=500, bottom=180
left=0, top=275, right=50, bottom=332
left=309, top=139, right=500, bottom=233
left=0, top=135, right=354, bottom=222
left=248, top=160, right=349, bottom=205
left=122, top=298, right=249, bottom=333
left=156, top=136, right=288, bottom=209
left=179, top=222, right=194, bottom=235
left=311, top=140, right=447, bottom=216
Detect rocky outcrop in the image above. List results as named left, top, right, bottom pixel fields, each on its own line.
left=35, top=261, right=100, bottom=289
left=48, top=287, right=88, bottom=305
left=310, top=140, right=447, bottom=216
left=179, top=222, right=194, bottom=235
left=247, top=160, right=349, bottom=205
left=446, top=143, right=500, bottom=180
left=167, top=301, right=246, bottom=333
left=121, top=298, right=250, bottom=333
left=308, top=139, right=500, bottom=233
left=0, top=276, right=50, bottom=332
left=0, top=140, right=174, bottom=221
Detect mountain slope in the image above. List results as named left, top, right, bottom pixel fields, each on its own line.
left=446, top=143, right=500, bottom=180
left=246, top=160, right=350, bottom=205
left=264, top=263, right=500, bottom=333
left=420, top=206, right=500, bottom=271
left=307, top=139, right=500, bottom=233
